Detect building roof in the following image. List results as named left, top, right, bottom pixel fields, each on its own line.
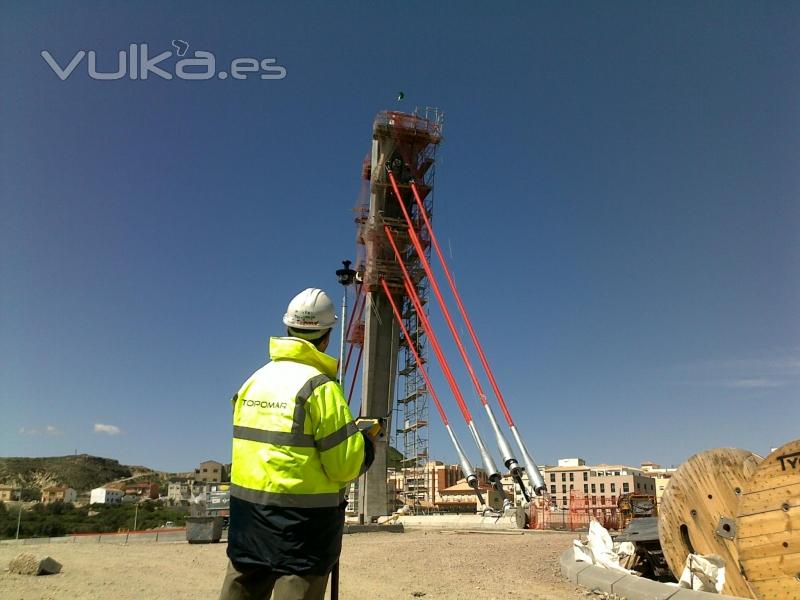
left=545, top=465, right=591, bottom=472
left=441, top=480, right=491, bottom=493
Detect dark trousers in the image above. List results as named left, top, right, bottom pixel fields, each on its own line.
left=219, top=560, right=330, bottom=600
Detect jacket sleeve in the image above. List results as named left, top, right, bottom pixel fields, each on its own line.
left=309, top=380, right=365, bottom=484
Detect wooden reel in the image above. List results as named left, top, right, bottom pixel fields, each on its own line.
left=658, top=448, right=762, bottom=598
left=737, top=438, right=800, bottom=600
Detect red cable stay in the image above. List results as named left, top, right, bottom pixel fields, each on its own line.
left=385, top=168, right=524, bottom=496
left=409, top=181, right=513, bottom=423
left=380, top=276, right=484, bottom=502
left=379, top=278, right=449, bottom=426
left=384, top=226, right=472, bottom=425
left=384, top=225, right=501, bottom=485
left=386, top=168, right=491, bottom=410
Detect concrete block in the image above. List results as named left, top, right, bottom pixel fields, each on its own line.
left=669, top=590, right=745, bottom=600
left=576, top=564, right=628, bottom=593
left=612, top=575, right=679, bottom=600
left=8, top=553, right=62, bottom=576
left=559, top=549, right=592, bottom=584
left=344, top=524, right=403, bottom=534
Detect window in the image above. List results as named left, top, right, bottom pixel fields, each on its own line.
left=202, top=468, right=208, bottom=473
left=550, top=473, right=555, bottom=482
left=561, top=473, right=566, bottom=482
left=569, top=472, right=574, bottom=482
left=592, top=496, right=597, bottom=505
left=584, top=484, right=588, bottom=493
left=569, top=484, right=574, bottom=491
left=623, top=482, right=630, bottom=493
left=550, top=485, right=556, bottom=494
left=562, top=485, right=567, bottom=493
left=600, top=495, right=605, bottom=505
left=600, top=483, right=605, bottom=493
left=583, top=472, right=588, bottom=481
left=591, top=484, right=596, bottom=493
left=610, top=483, right=616, bottom=493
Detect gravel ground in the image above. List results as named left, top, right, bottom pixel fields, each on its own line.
left=0, top=529, right=585, bottom=599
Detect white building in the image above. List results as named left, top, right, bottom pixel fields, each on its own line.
left=167, top=482, right=191, bottom=504
left=90, top=487, right=123, bottom=505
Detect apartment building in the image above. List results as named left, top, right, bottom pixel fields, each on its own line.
left=167, top=481, right=192, bottom=504
left=0, top=485, right=20, bottom=502
left=124, top=482, right=160, bottom=499
left=42, top=486, right=77, bottom=504
left=194, top=460, right=228, bottom=483
left=543, top=458, right=656, bottom=509
left=639, top=461, right=677, bottom=502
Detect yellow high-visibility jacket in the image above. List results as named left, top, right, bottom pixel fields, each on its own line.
left=230, top=337, right=365, bottom=508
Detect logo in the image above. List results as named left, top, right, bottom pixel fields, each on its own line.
left=240, top=398, right=289, bottom=410
left=41, top=42, right=287, bottom=81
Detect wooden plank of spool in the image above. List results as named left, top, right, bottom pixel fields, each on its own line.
left=737, top=438, right=800, bottom=600
left=658, top=447, right=761, bottom=599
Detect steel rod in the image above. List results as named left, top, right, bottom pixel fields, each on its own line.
left=408, top=179, right=546, bottom=494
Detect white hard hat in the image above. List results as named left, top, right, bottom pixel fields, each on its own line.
left=282, top=288, right=338, bottom=330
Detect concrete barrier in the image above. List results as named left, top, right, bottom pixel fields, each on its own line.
left=1, top=530, right=200, bottom=546
left=576, top=565, right=628, bottom=594
left=395, top=512, right=523, bottom=530
left=559, top=550, right=747, bottom=600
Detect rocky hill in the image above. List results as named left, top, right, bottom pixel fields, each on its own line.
left=0, top=454, right=153, bottom=494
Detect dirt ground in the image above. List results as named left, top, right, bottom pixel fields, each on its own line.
left=0, top=529, right=584, bottom=600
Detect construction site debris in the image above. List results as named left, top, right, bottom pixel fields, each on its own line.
left=572, top=518, right=634, bottom=574
left=677, top=554, right=726, bottom=593
left=8, top=552, right=62, bottom=576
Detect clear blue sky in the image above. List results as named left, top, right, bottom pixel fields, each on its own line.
left=1, top=2, right=798, bottom=472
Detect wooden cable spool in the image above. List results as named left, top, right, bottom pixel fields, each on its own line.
left=737, top=438, right=800, bottom=600
left=658, top=448, right=762, bottom=598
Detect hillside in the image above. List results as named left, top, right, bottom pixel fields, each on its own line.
left=0, top=454, right=139, bottom=494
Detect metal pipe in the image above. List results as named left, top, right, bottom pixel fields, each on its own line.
left=384, top=226, right=500, bottom=483
left=338, top=287, right=348, bottom=384
left=15, top=503, right=22, bottom=540
left=510, top=425, right=546, bottom=494
left=408, top=179, right=546, bottom=494
left=385, top=168, right=519, bottom=476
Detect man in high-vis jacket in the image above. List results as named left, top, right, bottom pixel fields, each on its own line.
left=219, top=288, right=375, bottom=600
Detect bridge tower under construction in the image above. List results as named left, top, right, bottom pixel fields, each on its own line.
left=351, top=109, right=443, bottom=521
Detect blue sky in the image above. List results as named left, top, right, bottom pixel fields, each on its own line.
left=1, top=2, right=798, bottom=473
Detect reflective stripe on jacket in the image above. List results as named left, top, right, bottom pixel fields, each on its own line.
left=230, top=337, right=365, bottom=508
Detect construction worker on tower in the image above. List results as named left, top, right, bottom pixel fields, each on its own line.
left=219, top=288, right=375, bottom=600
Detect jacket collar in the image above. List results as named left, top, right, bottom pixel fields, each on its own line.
left=269, top=337, right=339, bottom=379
